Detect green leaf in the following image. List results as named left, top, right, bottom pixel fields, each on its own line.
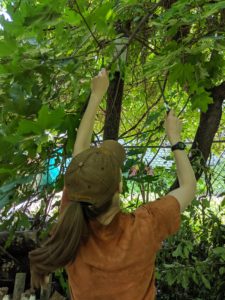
left=0, top=38, right=17, bottom=57
left=164, top=264, right=174, bottom=269
left=220, top=198, right=225, bottom=207
left=201, top=274, right=211, bottom=289
left=23, top=6, right=61, bottom=27
left=21, top=59, right=40, bottom=71
left=183, top=245, right=189, bottom=258
left=0, top=193, right=14, bottom=210
left=18, top=213, right=32, bottom=229
left=191, top=89, right=214, bottom=112
left=37, top=105, right=65, bottom=130
left=172, top=243, right=183, bottom=257
left=191, top=272, right=198, bottom=285
left=123, top=158, right=139, bottom=172
left=144, top=47, right=181, bottom=77
left=185, top=240, right=194, bottom=252
left=169, top=62, right=195, bottom=86
left=0, top=177, right=32, bottom=209
left=93, top=3, right=113, bottom=21
left=17, top=119, right=41, bottom=135
left=144, top=175, right=159, bottom=183
left=36, top=134, right=49, bottom=153
left=0, top=168, right=13, bottom=175
left=87, top=3, right=114, bottom=34
left=213, top=247, right=225, bottom=260
left=181, top=271, right=189, bottom=290
left=144, top=111, right=161, bottom=126
left=63, top=8, right=82, bottom=26
left=202, top=2, right=225, bottom=18
left=166, top=271, right=177, bottom=286
left=219, top=267, right=225, bottom=275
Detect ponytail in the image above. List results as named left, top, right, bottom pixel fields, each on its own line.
left=29, top=197, right=113, bottom=288
left=29, top=201, right=87, bottom=288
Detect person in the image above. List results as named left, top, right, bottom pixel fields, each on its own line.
left=29, top=69, right=197, bottom=299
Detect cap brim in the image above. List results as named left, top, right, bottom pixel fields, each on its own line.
left=100, top=140, right=125, bottom=167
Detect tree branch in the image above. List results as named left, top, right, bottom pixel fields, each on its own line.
left=107, top=0, right=163, bottom=69
left=72, top=0, right=102, bottom=48
left=119, top=78, right=167, bottom=139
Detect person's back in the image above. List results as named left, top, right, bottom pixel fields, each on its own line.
left=64, top=193, right=180, bottom=300
left=29, top=69, right=197, bottom=299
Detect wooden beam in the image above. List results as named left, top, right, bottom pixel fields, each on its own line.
left=13, top=273, right=26, bottom=300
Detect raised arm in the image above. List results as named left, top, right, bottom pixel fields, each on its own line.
left=164, top=110, right=197, bottom=212
left=73, top=68, right=109, bottom=157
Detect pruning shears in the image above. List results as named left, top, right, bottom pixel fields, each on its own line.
left=164, top=100, right=171, bottom=115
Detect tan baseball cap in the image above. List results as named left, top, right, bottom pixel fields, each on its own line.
left=64, top=140, right=125, bottom=208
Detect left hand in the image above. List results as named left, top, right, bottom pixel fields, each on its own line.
left=91, top=68, right=109, bottom=99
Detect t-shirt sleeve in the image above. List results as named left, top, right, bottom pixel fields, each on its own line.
left=59, top=187, right=70, bottom=213
left=141, top=195, right=181, bottom=246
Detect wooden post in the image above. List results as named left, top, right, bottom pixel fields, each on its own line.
left=40, top=274, right=52, bottom=300
left=13, top=273, right=26, bottom=300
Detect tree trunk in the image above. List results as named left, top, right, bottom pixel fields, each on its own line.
left=103, top=71, right=124, bottom=140
left=103, top=20, right=131, bottom=141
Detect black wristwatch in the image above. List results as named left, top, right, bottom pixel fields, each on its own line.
left=171, top=141, right=186, bottom=151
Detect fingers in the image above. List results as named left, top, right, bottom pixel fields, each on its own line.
left=168, top=110, right=183, bottom=121
left=98, top=68, right=108, bottom=77
left=164, top=111, right=183, bottom=130
left=168, top=109, right=175, bottom=115
left=165, top=109, right=175, bottom=118
left=92, top=69, right=108, bottom=81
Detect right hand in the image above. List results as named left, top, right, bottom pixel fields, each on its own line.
left=164, top=110, right=182, bottom=145
left=91, top=68, right=109, bottom=99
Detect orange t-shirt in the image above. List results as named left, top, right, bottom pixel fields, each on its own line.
left=60, top=190, right=181, bottom=300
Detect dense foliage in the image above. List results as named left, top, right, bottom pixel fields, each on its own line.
left=0, top=0, right=225, bottom=298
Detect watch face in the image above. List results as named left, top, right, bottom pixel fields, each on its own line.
left=178, top=142, right=185, bottom=149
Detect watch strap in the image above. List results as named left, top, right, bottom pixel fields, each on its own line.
left=171, top=141, right=186, bottom=151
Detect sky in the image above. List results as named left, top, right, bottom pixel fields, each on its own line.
left=0, top=6, right=11, bottom=29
